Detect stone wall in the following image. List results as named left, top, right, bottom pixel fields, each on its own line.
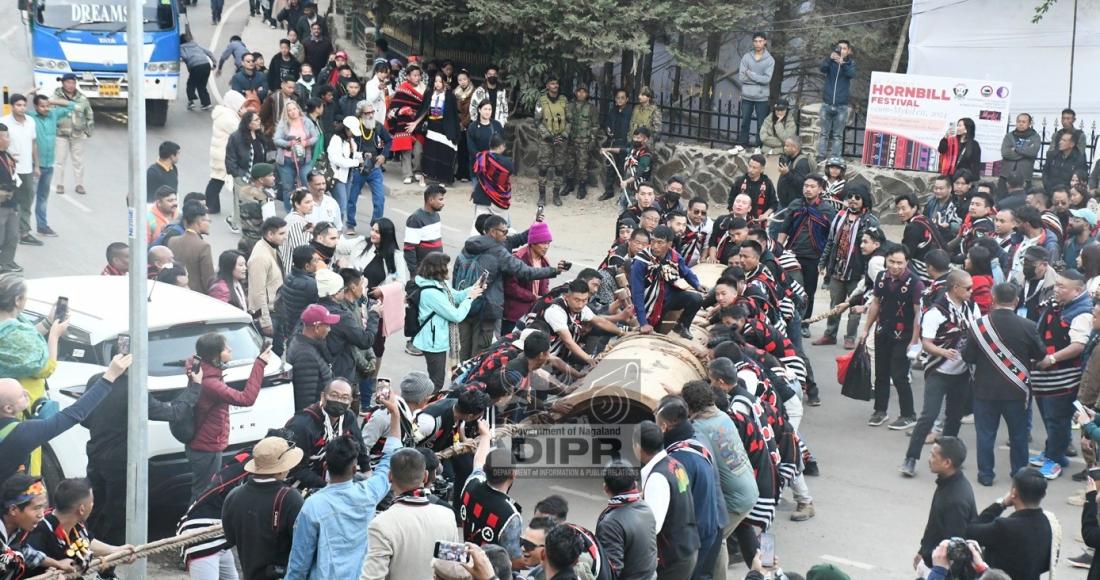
left=504, top=115, right=933, bottom=225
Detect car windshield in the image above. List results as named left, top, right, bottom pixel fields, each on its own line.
left=35, top=0, right=175, bottom=32
left=146, top=322, right=262, bottom=377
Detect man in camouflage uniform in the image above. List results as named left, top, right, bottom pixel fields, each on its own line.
left=237, top=162, right=278, bottom=255
left=533, top=75, right=571, bottom=206
left=562, top=84, right=600, bottom=200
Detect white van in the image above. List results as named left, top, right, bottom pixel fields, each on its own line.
left=21, top=276, right=294, bottom=506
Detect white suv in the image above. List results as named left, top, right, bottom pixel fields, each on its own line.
left=22, top=276, right=294, bottom=507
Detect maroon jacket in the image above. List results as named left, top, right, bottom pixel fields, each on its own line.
left=502, top=246, right=550, bottom=323
left=189, top=358, right=267, bottom=452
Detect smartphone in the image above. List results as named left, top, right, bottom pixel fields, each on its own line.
left=536, top=204, right=545, bottom=222
left=190, top=358, right=201, bottom=375
left=561, top=260, right=573, bottom=271
left=433, top=541, right=468, bottom=563
left=759, top=532, right=775, bottom=568
left=262, top=338, right=273, bottom=352
left=54, top=296, right=69, bottom=323
left=1075, top=400, right=1089, bottom=417
left=375, top=387, right=391, bottom=403
left=116, top=334, right=131, bottom=356
left=477, top=270, right=489, bottom=286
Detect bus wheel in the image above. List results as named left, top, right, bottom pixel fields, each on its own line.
left=146, top=99, right=169, bottom=127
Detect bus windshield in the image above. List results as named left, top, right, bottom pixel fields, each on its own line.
left=36, top=0, right=175, bottom=32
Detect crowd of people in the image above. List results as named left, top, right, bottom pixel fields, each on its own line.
left=4, top=8, right=1100, bottom=580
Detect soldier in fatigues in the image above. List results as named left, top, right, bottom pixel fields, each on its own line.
left=562, top=84, right=600, bottom=200
left=237, top=163, right=278, bottom=255
left=533, top=76, right=571, bottom=206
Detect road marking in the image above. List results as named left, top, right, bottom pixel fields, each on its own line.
left=546, top=485, right=605, bottom=503
left=57, top=193, right=92, bottom=213
left=820, top=555, right=875, bottom=570
left=0, top=25, right=19, bottom=41
left=208, top=0, right=249, bottom=104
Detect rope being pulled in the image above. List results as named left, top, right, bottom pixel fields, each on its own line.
left=26, top=523, right=224, bottom=580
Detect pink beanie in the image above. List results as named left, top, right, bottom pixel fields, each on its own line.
left=528, top=222, right=552, bottom=244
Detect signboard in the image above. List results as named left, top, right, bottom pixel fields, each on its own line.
left=862, top=72, right=1012, bottom=173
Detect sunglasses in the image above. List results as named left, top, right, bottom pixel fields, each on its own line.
left=277, top=440, right=298, bottom=461
left=520, top=538, right=544, bottom=552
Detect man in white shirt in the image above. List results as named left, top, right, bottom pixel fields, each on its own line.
left=537, top=278, right=629, bottom=368
left=304, top=171, right=342, bottom=231
left=0, top=93, right=41, bottom=246
left=363, top=63, right=390, bottom=125
left=900, top=270, right=980, bottom=478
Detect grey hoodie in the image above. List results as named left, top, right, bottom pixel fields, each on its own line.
left=998, top=127, right=1041, bottom=185
left=738, top=49, right=775, bottom=102
left=459, top=233, right=557, bottom=320
left=180, top=41, right=216, bottom=70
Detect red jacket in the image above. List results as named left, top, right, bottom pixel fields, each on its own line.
left=502, top=246, right=550, bottom=322
left=189, top=358, right=266, bottom=452
left=972, top=274, right=993, bottom=315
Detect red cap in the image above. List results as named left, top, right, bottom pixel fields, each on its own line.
left=300, top=304, right=340, bottom=326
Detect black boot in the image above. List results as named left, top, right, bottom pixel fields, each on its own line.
left=597, top=190, right=615, bottom=201
left=577, top=183, right=588, bottom=200
left=552, top=185, right=563, bottom=207
left=538, top=184, right=547, bottom=206
left=560, top=179, right=574, bottom=197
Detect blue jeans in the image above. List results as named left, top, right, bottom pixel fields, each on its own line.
left=787, top=308, right=804, bottom=351
left=739, top=99, right=770, bottom=146
left=34, top=166, right=53, bottom=230
left=346, top=167, right=385, bottom=228
left=817, top=103, right=849, bottom=158
left=345, top=170, right=364, bottom=229
left=1036, top=391, right=1075, bottom=467
left=278, top=159, right=313, bottom=211
left=973, top=398, right=1029, bottom=481
left=331, top=180, right=348, bottom=225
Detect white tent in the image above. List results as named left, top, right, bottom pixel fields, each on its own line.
left=908, top=0, right=1100, bottom=128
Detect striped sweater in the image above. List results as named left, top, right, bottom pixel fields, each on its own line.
left=403, top=208, right=443, bottom=276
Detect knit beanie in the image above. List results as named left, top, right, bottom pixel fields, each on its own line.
left=806, top=564, right=851, bottom=580
left=399, top=371, right=435, bottom=404
left=528, top=222, right=553, bottom=245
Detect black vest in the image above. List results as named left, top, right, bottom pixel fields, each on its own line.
left=644, top=454, right=700, bottom=569
left=460, top=475, right=521, bottom=546
left=416, top=398, right=459, bottom=452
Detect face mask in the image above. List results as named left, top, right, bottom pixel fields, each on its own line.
left=324, top=400, right=349, bottom=417
left=301, top=74, right=313, bottom=83
left=486, top=76, right=497, bottom=85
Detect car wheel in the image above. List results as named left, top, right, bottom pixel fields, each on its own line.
left=40, top=445, right=65, bottom=498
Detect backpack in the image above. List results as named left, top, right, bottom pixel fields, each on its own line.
left=152, top=222, right=185, bottom=247
left=168, top=378, right=204, bottom=445
left=404, top=282, right=442, bottom=340
left=451, top=250, right=485, bottom=319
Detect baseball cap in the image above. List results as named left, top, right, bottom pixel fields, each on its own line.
left=1071, top=208, right=1097, bottom=228
left=61, top=73, right=78, bottom=82
left=335, top=50, right=348, bottom=59
left=300, top=304, right=340, bottom=326
left=341, top=116, right=362, bottom=137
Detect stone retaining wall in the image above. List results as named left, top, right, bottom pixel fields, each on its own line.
left=504, top=115, right=932, bottom=225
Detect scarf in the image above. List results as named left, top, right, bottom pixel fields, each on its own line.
left=679, top=221, right=708, bottom=266
left=940, top=135, right=960, bottom=176
left=606, top=487, right=641, bottom=507
left=786, top=198, right=830, bottom=254
left=634, top=248, right=682, bottom=326
left=473, top=151, right=511, bottom=209
left=0, top=316, right=49, bottom=379
left=826, top=210, right=865, bottom=280
left=388, top=81, right=425, bottom=151
left=311, top=240, right=336, bottom=265
left=394, top=487, right=431, bottom=506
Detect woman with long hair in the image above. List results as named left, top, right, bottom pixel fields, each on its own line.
left=466, top=100, right=504, bottom=166
left=412, top=252, right=484, bottom=390
left=389, top=64, right=426, bottom=185
left=964, top=245, right=994, bottom=314
left=208, top=250, right=248, bottom=311
left=224, top=110, right=267, bottom=231
left=453, top=70, right=476, bottom=182
left=938, top=117, right=982, bottom=179
left=759, top=100, right=797, bottom=155
left=410, top=72, right=460, bottom=185
left=327, top=116, right=363, bottom=223
left=282, top=188, right=316, bottom=275
left=1080, top=243, right=1100, bottom=298
left=273, top=100, right=319, bottom=209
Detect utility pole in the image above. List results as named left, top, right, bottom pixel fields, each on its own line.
left=124, top=0, right=149, bottom=573
left=1068, top=0, right=1078, bottom=108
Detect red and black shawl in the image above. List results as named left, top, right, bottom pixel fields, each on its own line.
left=387, top=81, right=424, bottom=152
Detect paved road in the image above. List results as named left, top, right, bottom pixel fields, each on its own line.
left=6, top=11, right=1095, bottom=578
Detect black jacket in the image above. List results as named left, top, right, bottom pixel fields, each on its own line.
left=278, top=267, right=317, bottom=333
left=318, top=297, right=379, bottom=383
left=966, top=503, right=1051, bottom=580
left=83, top=373, right=182, bottom=471
left=919, top=471, right=976, bottom=567
left=1082, top=491, right=1100, bottom=580
left=962, top=308, right=1044, bottom=401
left=603, top=104, right=633, bottom=147
left=459, top=233, right=556, bottom=321
left=1043, top=147, right=1089, bottom=193
left=225, top=130, right=266, bottom=180
left=284, top=404, right=369, bottom=490
left=286, top=334, right=333, bottom=411
left=266, top=54, right=301, bottom=92
left=222, top=478, right=304, bottom=580
left=776, top=154, right=812, bottom=209
left=595, top=500, right=658, bottom=580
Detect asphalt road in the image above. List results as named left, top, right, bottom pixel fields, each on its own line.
left=5, top=10, right=1095, bottom=578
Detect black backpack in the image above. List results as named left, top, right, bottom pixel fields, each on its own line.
left=168, top=378, right=204, bottom=445
left=404, top=283, right=442, bottom=340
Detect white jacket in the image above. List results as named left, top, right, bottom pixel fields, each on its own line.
left=209, top=105, right=241, bottom=180
left=327, top=133, right=361, bottom=184
left=334, top=234, right=409, bottom=283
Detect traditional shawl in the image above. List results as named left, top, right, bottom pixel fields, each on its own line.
left=388, top=80, right=424, bottom=152
left=473, top=150, right=511, bottom=209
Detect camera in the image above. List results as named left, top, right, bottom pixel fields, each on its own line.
left=778, top=155, right=790, bottom=166
left=945, top=537, right=979, bottom=579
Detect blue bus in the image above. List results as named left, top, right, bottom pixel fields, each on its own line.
left=21, top=0, right=190, bottom=126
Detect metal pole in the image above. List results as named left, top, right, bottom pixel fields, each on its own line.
left=1068, top=0, right=1078, bottom=108
left=125, top=0, right=149, bottom=572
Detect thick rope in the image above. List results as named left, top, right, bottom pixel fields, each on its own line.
left=27, top=524, right=224, bottom=580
